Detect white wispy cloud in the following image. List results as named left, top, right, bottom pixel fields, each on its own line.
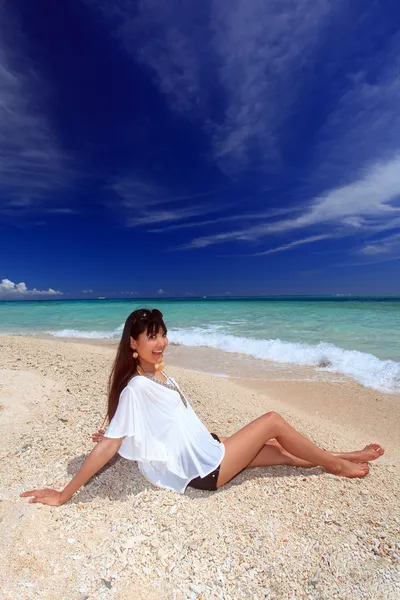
left=149, top=206, right=301, bottom=233
left=311, top=34, right=400, bottom=186
left=210, top=0, right=336, bottom=169
left=85, top=0, right=209, bottom=116
left=112, top=176, right=226, bottom=227
left=149, top=217, right=221, bottom=233
left=0, top=278, right=63, bottom=297
left=336, top=253, right=400, bottom=268
left=358, top=232, right=400, bottom=257
left=184, top=154, right=400, bottom=249
left=112, top=179, right=218, bottom=207
left=125, top=205, right=214, bottom=227
left=268, top=155, right=400, bottom=232
left=251, top=234, right=332, bottom=256
left=0, top=7, right=69, bottom=215
left=87, top=0, right=336, bottom=171
left=111, top=178, right=165, bottom=209
left=86, top=1, right=400, bottom=257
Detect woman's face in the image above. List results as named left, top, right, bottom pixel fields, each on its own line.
left=130, top=328, right=168, bottom=370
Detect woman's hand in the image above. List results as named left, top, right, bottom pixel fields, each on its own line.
left=20, top=488, right=64, bottom=506
left=21, top=437, right=123, bottom=508
left=91, top=428, right=105, bottom=443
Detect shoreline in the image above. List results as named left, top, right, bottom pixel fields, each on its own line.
left=20, top=334, right=400, bottom=450
left=4, top=333, right=400, bottom=453
left=3, top=327, right=400, bottom=394
left=1, top=335, right=399, bottom=599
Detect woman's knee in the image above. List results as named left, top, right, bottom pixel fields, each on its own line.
left=263, top=411, right=285, bottom=429
left=264, top=411, right=281, bottom=421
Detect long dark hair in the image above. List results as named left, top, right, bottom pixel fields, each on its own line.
left=105, top=308, right=167, bottom=424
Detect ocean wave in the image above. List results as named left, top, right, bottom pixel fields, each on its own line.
left=46, top=325, right=400, bottom=393
left=47, top=326, right=123, bottom=339
left=168, top=327, right=400, bottom=394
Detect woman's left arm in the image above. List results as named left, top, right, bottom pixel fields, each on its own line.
left=20, top=436, right=123, bottom=506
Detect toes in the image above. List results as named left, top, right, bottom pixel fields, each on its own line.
left=365, top=443, right=385, bottom=455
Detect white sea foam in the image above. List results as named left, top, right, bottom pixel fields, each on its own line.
left=47, top=326, right=123, bottom=339
left=47, top=325, right=400, bottom=393
left=168, top=327, right=400, bottom=394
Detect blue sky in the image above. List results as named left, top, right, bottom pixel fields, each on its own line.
left=1, top=0, right=400, bottom=299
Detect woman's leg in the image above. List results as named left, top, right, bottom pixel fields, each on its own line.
left=217, top=437, right=384, bottom=469
left=218, top=437, right=302, bottom=467
left=216, top=412, right=369, bottom=487
left=246, top=439, right=384, bottom=468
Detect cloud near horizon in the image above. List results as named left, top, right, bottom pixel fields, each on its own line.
left=0, top=278, right=63, bottom=297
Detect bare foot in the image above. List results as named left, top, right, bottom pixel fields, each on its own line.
left=328, top=458, right=370, bottom=478
left=356, top=443, right=385, bottom=462
left=335, top=443, right=385, bottom=464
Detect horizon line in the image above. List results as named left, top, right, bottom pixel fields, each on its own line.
left=1, top=293, right=400, bottom=303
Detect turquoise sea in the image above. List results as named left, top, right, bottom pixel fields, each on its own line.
left=1, top=296, right=399, bottom=393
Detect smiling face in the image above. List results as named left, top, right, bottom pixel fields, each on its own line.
left=130, top=329, right=168, bottom=373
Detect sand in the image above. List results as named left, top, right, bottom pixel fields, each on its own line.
left=0, top=335, right=399, bottom=600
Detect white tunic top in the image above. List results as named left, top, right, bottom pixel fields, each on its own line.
left=104, top=374, right=225, bottom=494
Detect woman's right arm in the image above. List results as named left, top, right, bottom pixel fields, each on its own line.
left=20, top=436, right=123, bottom=506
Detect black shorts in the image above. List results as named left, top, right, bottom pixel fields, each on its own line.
left=187, top=433, right=222, bottom=492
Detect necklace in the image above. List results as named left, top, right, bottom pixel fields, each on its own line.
left=143, top=372, right=188, bottom=408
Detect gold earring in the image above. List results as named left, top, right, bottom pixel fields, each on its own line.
left=132, top=351, right=138, bottom=359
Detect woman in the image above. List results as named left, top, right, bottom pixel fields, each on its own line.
left=21, top=308, right=384, bottom=506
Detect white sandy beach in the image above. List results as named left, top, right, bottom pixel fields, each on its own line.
left=0, top=335, right=399, bottom=599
